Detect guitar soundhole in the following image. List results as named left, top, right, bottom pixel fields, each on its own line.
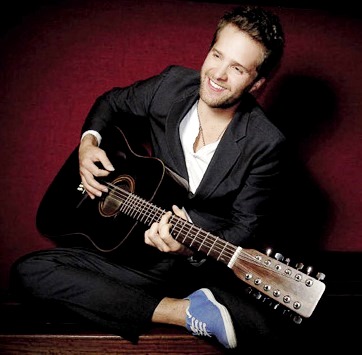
left=99, top=175, right=135, bottom=217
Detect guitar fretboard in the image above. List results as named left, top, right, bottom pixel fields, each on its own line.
left=108, top=181, right=237, bottom=266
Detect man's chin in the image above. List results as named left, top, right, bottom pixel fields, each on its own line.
left=201, top=96, right=236, bottom=109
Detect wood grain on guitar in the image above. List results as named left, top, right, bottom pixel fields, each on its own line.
left=36, top=126, right=326, bottom=324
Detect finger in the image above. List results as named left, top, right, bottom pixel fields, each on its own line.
left=144, top=230, right=156, bottom=247
left=145, top=223, right=162, bottom=244
left=90, top=149, right=115, bottom=174
left=158, top=211, right=174, bottom=240
left=82, top=158, right=111, bottom=179
left=148, top=221, right=173, bottom=252
left=172, top=205, right=187, bottom=220
left=159, top=211, right=172, bottom=229
left=144, top=228, right=167, bottom=251
left=79, top=146, right=114, bottom=177
left=80, top=170, right=107, bottom=197
left=80, top=177, right=102, bottom=198
left=98, top=154, right=115, bottom=172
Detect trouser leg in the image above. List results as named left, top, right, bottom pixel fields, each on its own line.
left=10, top=247, right=169, bottom=342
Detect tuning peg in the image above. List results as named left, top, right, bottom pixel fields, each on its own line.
left=316, top=272, right=326, bottom=281
left=274, top=252, right=284, bottom=261
left=306, top=266, right=313, bottom=275
left=292, top=315, right=303, bottom=324
left=266, top=300, right=280, bottom=310
left=295, top=262, right=304, bottom=270
left=282, top=309, right=290, bottom=316
left=253, top=292, right=262, bottom=300
left=266, top=248, right=272, bottom=256
left=284, top=257, right=291, bottom=265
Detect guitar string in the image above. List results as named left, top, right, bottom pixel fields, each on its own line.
left=104, top=182, right=301, bottom=279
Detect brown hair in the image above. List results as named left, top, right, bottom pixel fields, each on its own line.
left=210, top=6, right=285, bottom=79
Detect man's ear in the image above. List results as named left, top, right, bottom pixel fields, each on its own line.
left=249, top=77, right=266, bottom=93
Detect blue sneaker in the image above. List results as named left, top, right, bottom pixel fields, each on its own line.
left=185, top=288, right=237, bottom=349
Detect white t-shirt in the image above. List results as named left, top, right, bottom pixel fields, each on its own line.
left=179, top=102, right=219, bottom=194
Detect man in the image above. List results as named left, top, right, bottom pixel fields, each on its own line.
left=11, top=5, right=286, bottom=350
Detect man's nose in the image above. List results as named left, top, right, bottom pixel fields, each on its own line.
left=213, top=65, right=228, bottom=80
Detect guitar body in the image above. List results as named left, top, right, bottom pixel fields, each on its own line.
left=36, top=127, right=188, bottom=252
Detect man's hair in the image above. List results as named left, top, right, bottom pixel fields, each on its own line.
left=210, top=5, right=285, bottom=79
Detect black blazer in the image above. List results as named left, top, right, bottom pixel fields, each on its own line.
left=82, top=65, right=286, bottom=247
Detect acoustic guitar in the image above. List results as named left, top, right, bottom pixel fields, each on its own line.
left=36, top=126, right=326, bottom=323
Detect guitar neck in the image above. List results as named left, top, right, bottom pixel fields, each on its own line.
left=111, top=183, right=234, bottom=265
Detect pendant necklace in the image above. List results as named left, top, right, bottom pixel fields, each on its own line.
left=196, top=104, right=228, bottom=147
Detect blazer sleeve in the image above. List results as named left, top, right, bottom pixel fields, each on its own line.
left=80, top=66, right=174, bottom=137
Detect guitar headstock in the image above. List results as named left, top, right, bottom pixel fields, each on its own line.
left=232, top=248, right=326, bottom=320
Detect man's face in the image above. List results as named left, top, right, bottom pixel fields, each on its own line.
left=200, top=24, right=265, bottom=109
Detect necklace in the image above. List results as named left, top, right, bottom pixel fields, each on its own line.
left=196, top=104, right=228, bottom=147
left=198, top=121, right=228, bottom=146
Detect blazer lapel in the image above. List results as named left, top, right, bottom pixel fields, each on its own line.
left=165, top=91, right=198, bottom=178
left=194, top=111, right=248, bottom=199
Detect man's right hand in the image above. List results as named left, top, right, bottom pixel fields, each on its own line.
left=78, top=134, right=115, bottom=199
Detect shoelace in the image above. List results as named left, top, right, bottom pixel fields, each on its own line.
left=186, top=310, right=212, bottom=338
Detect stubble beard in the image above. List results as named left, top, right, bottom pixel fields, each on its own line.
left=199, top=75, right=241, bottom=109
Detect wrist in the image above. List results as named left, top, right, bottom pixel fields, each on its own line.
left=81, top=130, right=102, bottom=146
left=81, top=133, right=98, bottom=147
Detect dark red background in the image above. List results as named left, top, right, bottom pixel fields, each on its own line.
left=1, top=0, right=361, bottom=290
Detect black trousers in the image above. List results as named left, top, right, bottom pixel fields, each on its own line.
left=10, top=246, right=291, bottom=348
